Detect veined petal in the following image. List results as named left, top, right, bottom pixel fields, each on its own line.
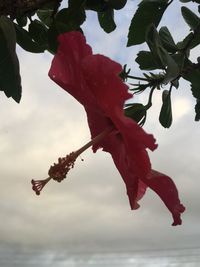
left=142, top=170, right=185, bottom=226
left=49, top=32, right=96, bottom=109
left=48, top=31, right=185, bottom=225
left=99, top=132, right=148, bottom=209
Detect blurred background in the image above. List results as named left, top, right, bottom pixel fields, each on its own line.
left=0, top=0, right=200, bottom=266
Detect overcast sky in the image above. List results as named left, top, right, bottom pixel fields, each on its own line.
left=0, top=0, right=200, bottom=254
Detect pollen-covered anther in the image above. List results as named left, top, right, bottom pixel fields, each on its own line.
left=31, top=127, right=113, bottom=195
left=48, top=152, right=77, bottom=182
left=31, top=177, right=51, bottom=195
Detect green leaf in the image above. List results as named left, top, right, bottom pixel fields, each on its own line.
left=171, top=53, right=185, bottom=71
left=159, top=26, right=177, bottom=53
left=159, top=49, right=180, bottom=83
left=183, top=69, right=200, bottom=98
left=185, top=67, right=200, bottom=120
left=124, top=103, right=147, bottom=125
left=159, top=89, right=172, bottom=128
left=0, top=17, right=21, bottom=102
left=179, top=32, right=200, bottom=51
left=56, top=6, right=86, bottom=29
left=195, top=99, right=200, bottom=121
left=29, top=19, right=48, bottom=47
left=16, top=16, right=27, bottom=27
left=69, top=0, right=86, bottom=8
left=189, top=33, right=200, bottom=49
left=107, top=0, right=127, bottom=10
left=176, top=33, right=194, bottom=56
left=127, top=0, right=169, bottom=46
left=145, top=24, right=164, bottom=66
left=37, top=9, right=54, bottom=27
left=84, top=0, right=106, bottom=11
left=37, top=1, right=56, bottom=27
left=47, top=23, right=83, bottom=54
left=98, top=9, right=116, bottom=33
left=47, top=22, right=65, bottom=54
left=47, top=4, right=85, bottom=54
left=181, top=6, right=200, bottom=30
left=146, top=25, right=179, bottom=83
left=176, top=32, right=193, bottom=50
left=176, top=31, right=200, bottom=54
left=136, top=51, right=163, bottom=70
left=14, top=24, right=46, bottom=53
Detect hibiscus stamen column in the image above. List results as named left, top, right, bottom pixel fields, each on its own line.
left=31, top=126, right=114, bottom=195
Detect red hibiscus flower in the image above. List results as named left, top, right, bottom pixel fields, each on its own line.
left=32, top=32, right=185, bottom=226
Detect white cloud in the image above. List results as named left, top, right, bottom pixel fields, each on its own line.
left=0, top=0, right=200, bottom=254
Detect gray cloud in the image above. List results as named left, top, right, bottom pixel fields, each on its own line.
left=0, top=1, right=200, bottom=257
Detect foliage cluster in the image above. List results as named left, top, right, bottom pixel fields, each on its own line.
left=1, top=0, right=200, bottom=127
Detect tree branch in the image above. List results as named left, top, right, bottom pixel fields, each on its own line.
left=0, top=0, right=59, bottom=17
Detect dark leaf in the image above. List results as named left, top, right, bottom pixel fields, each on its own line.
left=171, top=53, right=185, bottom=71
left=47, top=22, right=64, bottom=54
left=159, top=26, right=177, bottom=53
left=159, top=49, right=180, bottom=83
left=29, top=19, right=48, bottom=47
left=195, top=99, right=200, bottom=121
left=178, top=31, right=200, bottom=51
left=127, top=0, right=169, bottom=46
left=0, top=17, right=21, bottom=102
left=37, top=9, right=54, bottom=27
left=146, top=25, right=179, bottom=83
left=124, top=103, right=147, bottom=124
left=136, top=51, right=163, bottom=70
left=176, top=32, right=193, bottom=51
left=56, top=6, right=86, bottom=27
left=176, top=31, right=200, bottom=56
left=47, top=4, right=86, bottom=54
left=98, top=8, right=116, bottom=33
left=145, top=24, right=164, bottom=67
left=189, top=33, right=200, bottom=49
left=107, top=0, right=127, bottom=10
left=159, top=89, right=172, bottom=128
left=16, top=16, right=27, bottom=27
left=69, top=0, right=86, bottom=8
left=14, top=24, right=46, bottom=53
left=183, top=69, right=200, bottom=98
left=48, top=21, right=83, bottom=54
left=37, top=1, right=56, bottom=26
left=84, top=0, right=106, bottom=11
left=181, top=6, right=200, bottom=30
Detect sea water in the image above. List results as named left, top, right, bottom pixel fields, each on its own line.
left=0, top=247, right=200, bottom=267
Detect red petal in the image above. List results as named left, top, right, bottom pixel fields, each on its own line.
left=99, top=132, right=148, bottom=209
left=48, top=32, right=96, bottom=109
left=82, top=54, right=157, bottom=153
left=48, top=31, right=185, bottom=225
left=142, top=170, right=185, bottom=226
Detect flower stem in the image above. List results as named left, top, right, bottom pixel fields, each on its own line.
left=75, top=126, right=113, bottom=156
left=145, top=87, right=155, bottom=109
left=31, top=126, right=114, bottom=195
